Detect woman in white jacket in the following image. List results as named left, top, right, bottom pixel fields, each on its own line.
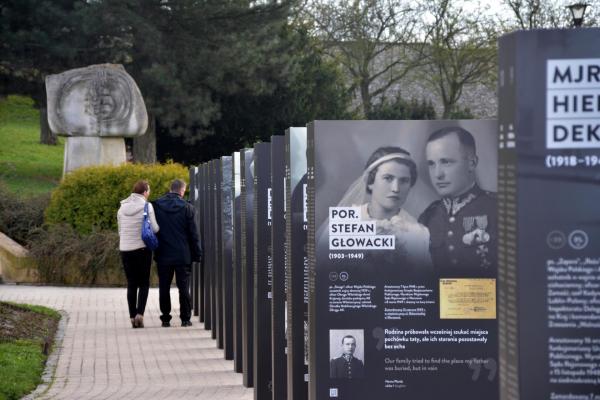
left=117, top=180, right=159, bottom=328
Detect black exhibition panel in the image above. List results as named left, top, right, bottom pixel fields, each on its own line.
left=498, top=28, right=600, bottom=400
left=232, top=152, right=244, bottom=373
left=221, top=155, right=234, bottom=360
left=241, top=148, right=255, bottom=387
left=285, top=127, right=309, bottom=400
left=307, top=120, right=498, bottom=400
left=270, top=135, right=287, bottom=400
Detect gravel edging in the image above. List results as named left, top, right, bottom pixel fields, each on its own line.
left=22, top=310, right=69, bottom=400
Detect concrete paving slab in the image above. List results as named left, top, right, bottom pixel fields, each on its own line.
left=0, top=285, right=252, bottom=400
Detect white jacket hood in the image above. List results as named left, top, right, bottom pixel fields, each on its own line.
left=119, top=193, right=146, bottom=217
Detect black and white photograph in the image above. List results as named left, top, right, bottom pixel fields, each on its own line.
left=329, top=329, right=365, bottom=380
left=314, top=121, right=497, bottom=278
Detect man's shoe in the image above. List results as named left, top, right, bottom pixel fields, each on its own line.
left=161, top=321, right=171, bottom=327
left=134, top=314, right=144, bottom=328
left=130, top=318, right=137, bottom=328
left=181, top=320, right=192, bottom=327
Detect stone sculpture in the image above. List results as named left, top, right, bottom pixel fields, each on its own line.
left=46, top=64, right=148, bottom=174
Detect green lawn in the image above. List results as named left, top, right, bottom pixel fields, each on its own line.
left=0, top=340, right=47, bottom=400
left=0, top=302, right=60, bottom=400
left=0, top=95, right=64, bottom=197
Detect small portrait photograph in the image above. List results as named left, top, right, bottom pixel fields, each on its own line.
left=329, top=329, right=365, bottom=379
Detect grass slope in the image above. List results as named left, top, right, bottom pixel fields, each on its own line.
left=0, top=95, right=64, bottom=197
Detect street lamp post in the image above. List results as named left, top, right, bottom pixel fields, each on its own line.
left=567, top=2, right=589, bottom=27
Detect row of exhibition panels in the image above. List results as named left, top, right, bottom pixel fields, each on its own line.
left=187, top=120, right=501, bottom=400
left=188, top=129, right=307, bottom=400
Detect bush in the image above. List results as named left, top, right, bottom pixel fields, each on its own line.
left=367, top=97, right=437, bottom=120
left=0, top=183, right=49, bottom=245
left=28, top=224, right=121, bottom=285
left=28, top=224, right=160, bottom=286
left=446, top=106, right=475, bottom=120
left=45, top=162, right=188, bottom=234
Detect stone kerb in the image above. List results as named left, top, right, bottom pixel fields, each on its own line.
left=0, top=231, right=37, bottom=283
left=45, top=64, right=148, bottom=175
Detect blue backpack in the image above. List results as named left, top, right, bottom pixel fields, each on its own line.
left=141, top=202, right=159, bottom=251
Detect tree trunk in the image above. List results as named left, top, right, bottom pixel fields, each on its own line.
left=39, top=107, right=58, bottom=145
left=442, top=105, right=451, bottom=119
left=360, top=81, right=372, bottom=118
left=132, top=114, right=157, bottom=163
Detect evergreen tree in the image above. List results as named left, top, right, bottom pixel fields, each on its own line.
left=2, top=0, right=321, bottom=153
left=81, top=0, right=300, bottom=144
left=0, top=0, right=98, bottom=144
left=158, top=25, right=352, bottom=163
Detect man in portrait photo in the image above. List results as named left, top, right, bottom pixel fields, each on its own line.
left=418, top=126, right=497, bottom=277
left=330, top=335, right=365, bottom=379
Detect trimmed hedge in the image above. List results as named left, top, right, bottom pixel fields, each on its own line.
left=45, top=163, right=188, bottom=234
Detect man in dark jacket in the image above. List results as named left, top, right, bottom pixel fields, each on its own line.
left=153, top=179, right=202, bottom=327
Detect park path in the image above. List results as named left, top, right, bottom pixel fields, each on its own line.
left=0, top=285, right=252, bottom=400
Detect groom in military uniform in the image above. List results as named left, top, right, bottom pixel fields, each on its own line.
left=419, top=127, right=496, bottom=277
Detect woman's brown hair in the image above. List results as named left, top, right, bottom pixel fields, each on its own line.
left=132, top=180, right=149, bottom=194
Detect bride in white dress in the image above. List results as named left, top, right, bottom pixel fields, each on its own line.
left=337, top=146, right=432, bottom=272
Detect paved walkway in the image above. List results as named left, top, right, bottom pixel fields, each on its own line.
left=0, top=285, right=252, bottom=400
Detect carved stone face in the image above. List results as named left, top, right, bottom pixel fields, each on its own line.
left=46, top=64, right=148, bottom=137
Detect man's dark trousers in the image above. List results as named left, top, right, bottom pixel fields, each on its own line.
left=153, top=191, right=202, bottom=324
left=158, top=263, right=192, bottom=322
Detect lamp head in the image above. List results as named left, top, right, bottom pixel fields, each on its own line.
left=567, top=3, right=589, bottom=27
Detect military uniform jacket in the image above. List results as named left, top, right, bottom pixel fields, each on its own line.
left=330, top=355, right=364, bottom=379
left=418, top=185, right=496, bottom=277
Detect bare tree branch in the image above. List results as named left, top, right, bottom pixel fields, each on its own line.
left=421, top=0, right=497, bottom=118
left=302, top=0, right=426, bottom=116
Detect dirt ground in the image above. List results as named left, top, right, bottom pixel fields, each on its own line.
left=0, top=302, right=59, bottom=347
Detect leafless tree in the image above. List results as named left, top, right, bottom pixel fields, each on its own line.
left=504, top=0, right=600, bottom=29
left=421, top=0, right=497, bottom=118
left=304, top=0, right=427, bottom=116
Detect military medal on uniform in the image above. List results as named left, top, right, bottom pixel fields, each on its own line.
left=462, top=215, right=491, bottom=268
left=462, top=215, right=490, bottom=245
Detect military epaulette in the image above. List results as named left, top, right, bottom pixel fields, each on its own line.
left=418, top=199, right=443, bottom=225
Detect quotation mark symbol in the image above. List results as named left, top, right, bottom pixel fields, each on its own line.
left=469, top=358, right=497, bottom=381
left=372, top=327, right=385, bottom=350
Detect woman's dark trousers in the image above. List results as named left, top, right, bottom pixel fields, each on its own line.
left=121, top=248, right=152, bottom=318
